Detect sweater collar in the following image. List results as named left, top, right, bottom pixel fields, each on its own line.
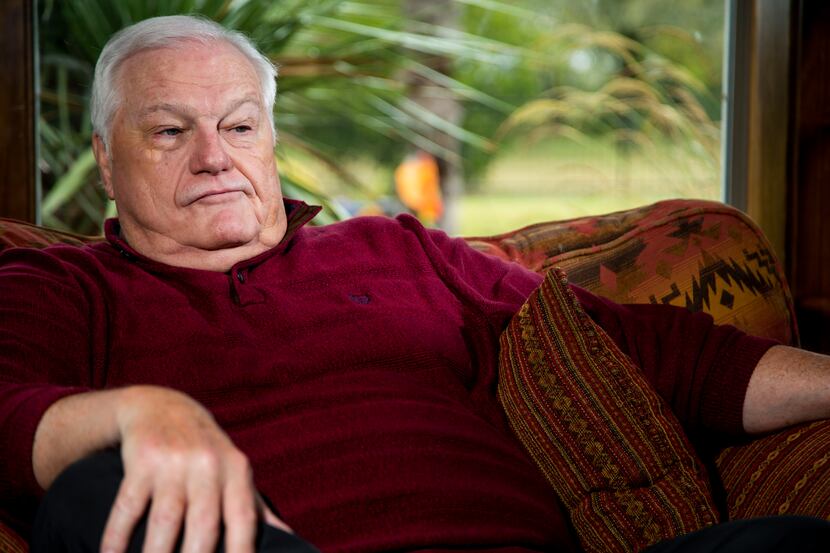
left=103, top=199, right=322, bottom=271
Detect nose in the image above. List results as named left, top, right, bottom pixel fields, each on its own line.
left=190, top=127, right=233, bottom=175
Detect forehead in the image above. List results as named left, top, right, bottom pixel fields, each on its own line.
left=116, top=40, right=262, bottom=111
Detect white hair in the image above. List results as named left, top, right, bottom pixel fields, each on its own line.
left=91, top=15, right=278, bottom=149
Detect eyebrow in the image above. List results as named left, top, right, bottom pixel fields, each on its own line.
left=137, top=96, right=262, bottom=120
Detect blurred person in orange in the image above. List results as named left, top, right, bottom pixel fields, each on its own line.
left=394, top=150, right=444, bottom=224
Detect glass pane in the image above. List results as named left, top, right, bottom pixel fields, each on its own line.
left=36, top=1, right=725, bottom=237
left=457, top=0, right=726, bottom=235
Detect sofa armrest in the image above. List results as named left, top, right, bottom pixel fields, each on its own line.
left=0, top=520, right=27, bottom=553
left=0, top=217, right=99, bottom=252
left=466, top=199, right=798, bottom=345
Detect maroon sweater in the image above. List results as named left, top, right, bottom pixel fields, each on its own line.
left=0, top=201, right=774, bottom=551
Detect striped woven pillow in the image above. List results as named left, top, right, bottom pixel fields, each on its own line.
left=717, top=420, right=830, bottom=519
left=498, top=268, right=719, bottom=552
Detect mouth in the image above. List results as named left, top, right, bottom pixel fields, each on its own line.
left=185, top=187, right=247, bottom=206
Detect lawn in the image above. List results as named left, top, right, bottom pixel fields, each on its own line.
left=307, top=137, right=722, bottom=236
left=457, top=191, right=714, bottom=236
left=455, top=138, right=722, bottom=236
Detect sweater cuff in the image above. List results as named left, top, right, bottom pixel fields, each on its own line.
left=700, top=334, right=778, bottom=435
left=0, top=384, right=90, bottom=499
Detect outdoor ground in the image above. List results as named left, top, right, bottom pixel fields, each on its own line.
left=455, top=138, right=722, bottom=236
left=330, top=137, right=722, bottom=236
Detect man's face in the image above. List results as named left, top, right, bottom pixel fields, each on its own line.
left=93, top=40, right=286, bottom=269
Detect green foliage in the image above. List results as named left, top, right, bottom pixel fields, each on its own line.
left=38, top=0, right=507, bottom=233
left=453, top=0, right=724, bottom=187
left=39, top=0, right=725, bottom=233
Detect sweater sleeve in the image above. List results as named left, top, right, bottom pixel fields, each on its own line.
left=0, top=247, right=95, bottom=512
left=397, top=215, right=774, bottom=437
left=395, top=215, right=544, bottom=332
left=571, top=285, right=777, bottom=436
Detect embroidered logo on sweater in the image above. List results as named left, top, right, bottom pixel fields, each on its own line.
left=349, top=294, right=371, bottom=304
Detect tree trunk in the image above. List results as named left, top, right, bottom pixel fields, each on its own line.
left=402, top=0, right=464, bottom=233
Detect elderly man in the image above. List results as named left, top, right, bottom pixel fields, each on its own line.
left=1, top=14, right=830, bottom=553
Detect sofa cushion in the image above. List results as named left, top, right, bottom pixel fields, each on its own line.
left=0, top=519, right=26, bottom=553
left=498, top=268, right=719, bottom=553
left=716, top=420, right=830, bottom=520
left=467, top=199, right=797, bottom=346
left=0, top=218, right=99, bottom=251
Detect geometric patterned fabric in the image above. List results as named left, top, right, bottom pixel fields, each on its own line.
left=498, top=268, right=719, bottom=552
left=466, top=199, right=799, bottom=346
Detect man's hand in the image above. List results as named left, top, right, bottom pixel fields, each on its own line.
left=33, top=385, right=290, bottom=553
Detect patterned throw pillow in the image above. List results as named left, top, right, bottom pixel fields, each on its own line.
left=716, top=419, right=830, bottom=520
left=498, top=268, right=719, bottom=552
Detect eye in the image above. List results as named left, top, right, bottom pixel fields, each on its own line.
left=231, top=125, right=253, bottom=133
left=158, top=128, right=182, bottom=137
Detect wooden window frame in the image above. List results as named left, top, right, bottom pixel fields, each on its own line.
left=0, top=0, right=38, bottom=223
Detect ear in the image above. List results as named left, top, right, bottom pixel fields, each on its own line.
left=92, top=133, right=115, bottom=200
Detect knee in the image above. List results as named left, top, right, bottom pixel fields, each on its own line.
left=38, top=448, right=123, bottom=521
left=645, top=516, right=830, bottom=553
left=31, top=449, right=124, bottom=549
left=754, top=516, right=830, bottom=551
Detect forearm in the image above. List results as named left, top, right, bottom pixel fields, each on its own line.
left=743, top=345, right=830, bottom=433
left=32, top=385, right=197, bottom=490
left=31, top=384, right=289, bottom=551
left=32, top=387, right=130, bottom=490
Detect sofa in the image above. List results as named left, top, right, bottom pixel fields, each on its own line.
left=0, top=198, right=828, bottom=551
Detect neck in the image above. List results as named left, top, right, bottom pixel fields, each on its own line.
left=118, top=221, right=288, bottom=272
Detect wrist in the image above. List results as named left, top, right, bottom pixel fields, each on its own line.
left=33, top=388, right=123, bottom=489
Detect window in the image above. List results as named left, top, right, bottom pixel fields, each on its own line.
left=456, top=0, right=727, bottom=235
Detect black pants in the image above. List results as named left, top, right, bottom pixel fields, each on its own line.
left=30, top=449, right=318, bottom=552
left=643, top=515, right=830, bottom=552
left=32, top=450, right=830, bottom=553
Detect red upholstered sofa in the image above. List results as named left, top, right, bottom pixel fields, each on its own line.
left=1, top=198, right=828, bottom=551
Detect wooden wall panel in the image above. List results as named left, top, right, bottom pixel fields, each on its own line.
left=789, top=0, right=830, bottom=352
left=745, top=0, right=792, bottom=262
left=0, top=0, right=37, bottom=223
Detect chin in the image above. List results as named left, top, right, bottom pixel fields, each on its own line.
left=206, top=215, right=259, bottom=250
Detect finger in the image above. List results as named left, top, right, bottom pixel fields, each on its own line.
left=222, top=453, right=258, bottom=553
left=257, top=495, right=293, bottom=534
left=141, top=484, right=186, bottom=553
left=101, top=478, right=151, bottom=553
left=181, top=455, right=222, bottom=553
